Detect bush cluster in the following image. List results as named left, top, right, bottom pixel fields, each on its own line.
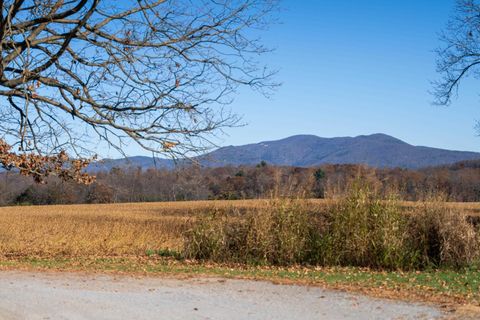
left=183, top=184, right=480, bottom=269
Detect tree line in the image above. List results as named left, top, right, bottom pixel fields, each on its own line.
left=1, top=159, right=480, bottom=206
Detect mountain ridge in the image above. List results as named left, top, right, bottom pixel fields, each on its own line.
left=89, top=133, right=480, bottom=171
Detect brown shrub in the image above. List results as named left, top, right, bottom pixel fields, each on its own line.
left=408, top=201, right=480, bottom=268
left=183, top=199, right=315, bottom=265
left=183, top=189, right=480, bottom=270
left=320, top=185, right=415, bottom=269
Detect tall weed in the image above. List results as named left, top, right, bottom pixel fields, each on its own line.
left=183, top=188, right=480, bottom=270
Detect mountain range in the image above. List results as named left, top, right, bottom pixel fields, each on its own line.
left=89, top=133, right=480, bottom=171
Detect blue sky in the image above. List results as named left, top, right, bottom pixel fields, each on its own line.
left=212, top=0, right=480, bottom=152
left=116, top=0, right=480, bottom=158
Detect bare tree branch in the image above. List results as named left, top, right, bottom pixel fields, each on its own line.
left=0, top=0, right=278, bottom=182
left=433, top=0, right=480, bottom=106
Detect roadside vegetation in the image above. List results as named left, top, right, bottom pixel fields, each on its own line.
left=184, top=184, right=480, bottom=270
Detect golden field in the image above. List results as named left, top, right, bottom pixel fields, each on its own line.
left=0, top=199, right=479, bottom=259
left=0, top=200, right=273, bottom=258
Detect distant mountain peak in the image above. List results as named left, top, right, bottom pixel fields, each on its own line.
left=355, top=133, right=409, bottom=144
left=90, top=133, right=480, bottom=171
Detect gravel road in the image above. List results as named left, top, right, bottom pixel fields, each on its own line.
left=0, top=271, right=448, bottom=319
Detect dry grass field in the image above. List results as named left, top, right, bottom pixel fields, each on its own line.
left=1, top=199, right=480, bottom=259
left=0, top=200, right=277, bottom=258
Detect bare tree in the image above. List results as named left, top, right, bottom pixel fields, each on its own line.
left=434, top=0, right=480, bottom=106
left=0, top=0, right=277, bottom=181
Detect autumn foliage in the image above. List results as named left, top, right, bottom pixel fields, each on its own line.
left=0, top=139, right=94, bottom=184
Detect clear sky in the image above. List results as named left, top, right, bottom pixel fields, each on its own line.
left=212, top=0, right=480, bottom=152
left=117, top=0, right=480, bottom=158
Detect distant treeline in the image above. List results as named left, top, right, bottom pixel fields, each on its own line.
left=2, top=159, right=480, bottom=205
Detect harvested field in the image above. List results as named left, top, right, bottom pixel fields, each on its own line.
left=0, top=199, right=479, bottom=259
left=0, top=200, right=276, bottom=258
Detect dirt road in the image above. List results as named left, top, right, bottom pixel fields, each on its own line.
left=0, top=271, right=448, bottom=319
